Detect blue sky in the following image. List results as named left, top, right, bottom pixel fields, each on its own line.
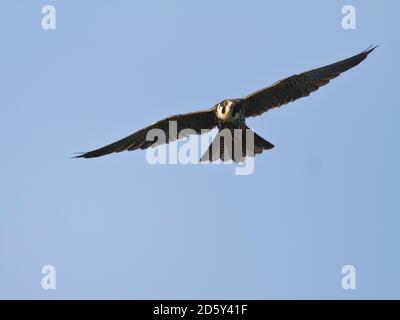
left=0, top=1, right=399, bottom=299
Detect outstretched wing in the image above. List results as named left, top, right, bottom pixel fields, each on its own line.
left=241, top=46, right=377, bottom=118
left=75, top=109, right=217, bottom=158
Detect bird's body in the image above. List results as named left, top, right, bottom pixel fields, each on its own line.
left=75, top=46, right=377, bottom=163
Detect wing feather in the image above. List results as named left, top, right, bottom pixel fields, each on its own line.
left=242, top=46, right=377, bottom=118
left=75, top=109, right=217, bottom=158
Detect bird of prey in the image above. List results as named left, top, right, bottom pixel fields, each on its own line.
left=75, top=46, right=376, bottom=162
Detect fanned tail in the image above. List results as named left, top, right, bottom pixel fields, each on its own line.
left=200, top=126, right=274, bottom=163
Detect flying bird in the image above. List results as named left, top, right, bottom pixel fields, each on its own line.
left=75, top=46, right=376, bottom=162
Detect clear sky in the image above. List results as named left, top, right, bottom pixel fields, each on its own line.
left=0, top=1, right=399, bottom=299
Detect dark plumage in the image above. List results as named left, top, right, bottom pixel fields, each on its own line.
left=75, top=46, right=376, bottom=162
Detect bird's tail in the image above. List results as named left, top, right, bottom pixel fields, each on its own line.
left=200, top=125, right=274, bottom=163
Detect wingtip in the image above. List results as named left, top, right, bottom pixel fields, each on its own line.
left=71, top=152, right=87, bottom=159
left=364, top=44, right=379, bottom=54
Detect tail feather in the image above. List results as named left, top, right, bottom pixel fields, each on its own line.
left=200, top=126, right=274, bottom=163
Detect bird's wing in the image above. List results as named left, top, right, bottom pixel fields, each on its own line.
left=75, top=108, right=217, bottom=158
left=241, top=46, right=377, bottom=118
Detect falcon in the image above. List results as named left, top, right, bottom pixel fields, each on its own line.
left=75, top=46, right=376, bottom=162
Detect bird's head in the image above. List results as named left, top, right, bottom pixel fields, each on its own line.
left=216, top=99, right=240, bottom=122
